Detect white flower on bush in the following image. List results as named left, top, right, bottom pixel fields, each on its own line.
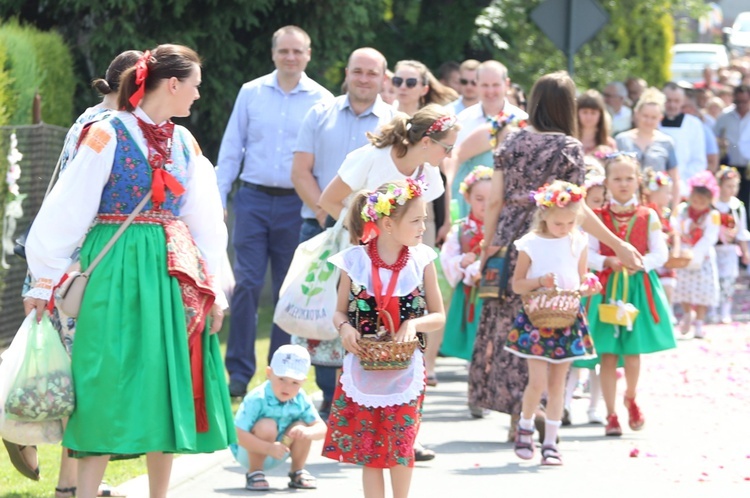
left=2, top=132, right=25, bottom=268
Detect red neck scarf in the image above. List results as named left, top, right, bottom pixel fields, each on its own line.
left=685, top=206, right=710, bottom=246
left=465, top=211, right=485, bottom=255
left=367, top=240, right=410, bottom=334
left=135, top=115, right=185, bottom=208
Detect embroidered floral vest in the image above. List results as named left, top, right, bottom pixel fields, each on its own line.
left=98, top=117, right=190, bottom=215
left=596, top=205, right=651, bottom=257
left=348, top=280, right=426, bottom=337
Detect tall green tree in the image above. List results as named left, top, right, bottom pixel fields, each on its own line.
left=0, top=0, right=384, bottom=159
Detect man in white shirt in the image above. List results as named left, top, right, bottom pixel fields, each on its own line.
left=451, top=60, right=527, bottom=218
left=660, top=82, right=708, bottom=196
left=603, top=81, right=633, bottom=135
left=716, top=85, right=750, bottom=217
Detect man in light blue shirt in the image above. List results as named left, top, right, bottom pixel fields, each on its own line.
left=444, top=59, right=480, bottom=115
left=289, top=47, right=394, bottom=417
left=216, top=25, right=334, bottom=397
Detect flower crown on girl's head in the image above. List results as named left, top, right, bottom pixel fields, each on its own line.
left=647, top=171, right=672, bottom=191
left=716, top=165, right=740, bottom=183
left=488, top=112, right=527, bottom=147
left=583, top=174, right=605, bottom=191
left=459, top=165, right=493, bottom=194
left=422, top=115, right=457, bottom=136
left=533, top=182, right=585, bottom=209
left=688, top=170, right=719, bottom=199
left=360, top=178, right=426, bottom=243
left=361, top=178, right=426, bottom=223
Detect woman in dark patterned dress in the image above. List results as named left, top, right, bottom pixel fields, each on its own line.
left=470, top=72, right=643, bottom=441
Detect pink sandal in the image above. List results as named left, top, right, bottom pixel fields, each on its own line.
left=540, top=445, right=563, bottom=466
left=513, top=426, right=535, bottom=460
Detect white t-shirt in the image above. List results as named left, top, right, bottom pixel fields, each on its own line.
left=338, top=144, right=444, bottom=203
left=514, top=231, right=588, bottom=290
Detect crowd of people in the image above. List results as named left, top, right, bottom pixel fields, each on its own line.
left=3, top=22, right=750, bottom=498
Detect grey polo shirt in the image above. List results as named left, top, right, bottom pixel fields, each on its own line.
left=714, top=106, right=750, bottom=166
left=294, top=94, right=395, bottom=219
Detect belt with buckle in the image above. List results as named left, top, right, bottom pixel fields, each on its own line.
left=241, top=181, right=297, bottom=196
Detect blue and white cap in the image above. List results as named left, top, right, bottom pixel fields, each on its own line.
left=270, top=345, right=311, bottom=381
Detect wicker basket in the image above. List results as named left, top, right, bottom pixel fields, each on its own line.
left=664, top=251, right=692, bottom=269
left=357, top=336, right=419, bottom=370
left=522, top=288, right=580, bottom=329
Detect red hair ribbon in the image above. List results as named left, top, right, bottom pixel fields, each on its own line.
left=129, top=50, right=151, bottom=109
left=361, top=221, right=380, bottom=244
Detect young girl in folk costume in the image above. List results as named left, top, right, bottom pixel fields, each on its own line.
left=641, top=169, right=678, bottom=314
left=564, top=168, right=607, bottom=426
left=713, top=166, right=750, bottom=324
left=440, top=165, right=492, bottom=362
left=586, top=153, right=676, bottom=437
left=324, top=179, right=445, bottom=498
left=505, top=181, right=600, bottom=466
left=673, top=172, right=721, bottom=338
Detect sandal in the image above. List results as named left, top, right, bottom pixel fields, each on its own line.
left=540, top=445, right=563, bottom=466
left=288, top=469, right=317, bottom=489
left=426, top=374, right=438, bottom=387
left=3, top=439, right=40, bottom=481
left=55, top=487, right=76, bottom=498
left=245, top=470, right=270, bottom=491
left=513, top=426, right=535, bottom=460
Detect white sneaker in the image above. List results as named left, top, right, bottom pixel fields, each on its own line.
left=679, top=310, right=694, bottom=335
left=587, top=410, right=604, bottom=424
left=693, top=320, right=706, bottom=339
left=721, top=302, right=733, bottom=324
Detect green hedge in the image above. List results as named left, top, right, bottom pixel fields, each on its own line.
left=0, top=20, right=74, bottom=127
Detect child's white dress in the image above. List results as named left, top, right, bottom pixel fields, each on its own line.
left=673, top=203, right=720, bottom=306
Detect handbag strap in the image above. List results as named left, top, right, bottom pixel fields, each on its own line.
left=83, top=191, right=153, bottom=277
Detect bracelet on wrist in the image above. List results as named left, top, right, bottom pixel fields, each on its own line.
left=336, top=320, right=350, bottom=333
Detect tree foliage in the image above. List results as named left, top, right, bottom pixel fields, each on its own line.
left=470, top=0, right=707, bottom=94
left=0, top=0, right=384, bottom=160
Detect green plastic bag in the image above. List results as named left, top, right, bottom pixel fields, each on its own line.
left=4, top=312, right=75, bottom=422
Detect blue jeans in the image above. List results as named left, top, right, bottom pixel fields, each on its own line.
left=225, top=186, right=302, bottom=385
left=299, top=218, right=338, bottom=405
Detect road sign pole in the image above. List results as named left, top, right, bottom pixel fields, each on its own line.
left=567, top=0, right=575, bottom=76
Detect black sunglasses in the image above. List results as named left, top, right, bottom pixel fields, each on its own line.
left=392, top=76, right=419, bottom=88
left=459, top=78, right=476, bottom=86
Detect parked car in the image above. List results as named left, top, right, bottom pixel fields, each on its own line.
left=725, top=11, right=750, bottom=57
left=670, top=43, right=730, bottom=84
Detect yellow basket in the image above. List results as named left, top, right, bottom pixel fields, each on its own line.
left=598, top=270, right=639, bottom=328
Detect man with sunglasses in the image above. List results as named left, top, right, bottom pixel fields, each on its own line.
left=290, top=47, right=395, bottom=419
left=445, top=59, right=480, bottom=115
left=216, top=25, right=334, bottom=398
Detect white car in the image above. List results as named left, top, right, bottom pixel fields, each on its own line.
left=670, top=43, right=730, bottom=84
left=726, top=12, right=750, bottom=57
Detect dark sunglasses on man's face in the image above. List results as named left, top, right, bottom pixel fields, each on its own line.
left=392, top=76, right=418, bottom=89
left=460, top=79, right=477, bottom=86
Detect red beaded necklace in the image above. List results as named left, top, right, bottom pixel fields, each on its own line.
left=366, top=239, right=410, bottom=271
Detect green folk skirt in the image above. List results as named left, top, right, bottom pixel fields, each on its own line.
left=62, top=224, right=236, bottom=456
left=583, top=270, right=676, bottom=358
left=440, top=282, right=483, bottom=361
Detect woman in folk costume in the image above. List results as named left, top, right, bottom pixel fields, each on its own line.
left=24, top=45, right=235, bottom=498
left=585, top=153, right=676, bottom=437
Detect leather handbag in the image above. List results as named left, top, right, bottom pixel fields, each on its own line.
left=478, top=139, right=570, bottom=300
left=477, top=210, right=533, bottom=300
left=55, top=191, right=152, bottom=318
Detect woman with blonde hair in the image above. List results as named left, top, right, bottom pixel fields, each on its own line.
left=614, top=87, right=680, bottom=208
